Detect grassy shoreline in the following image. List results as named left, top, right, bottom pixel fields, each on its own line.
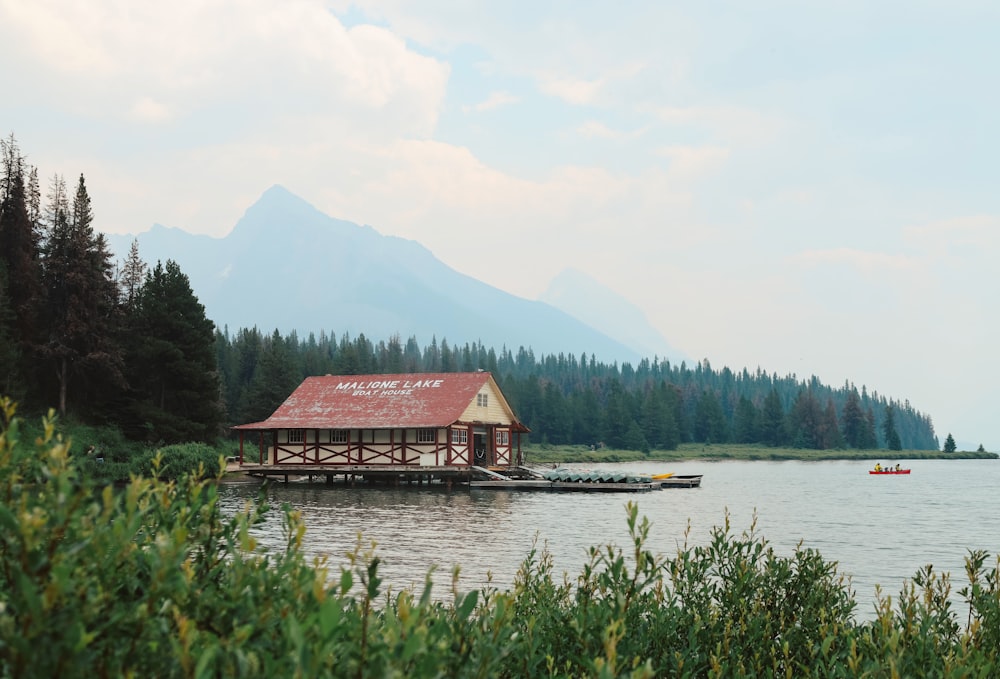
left=523, top=442, right=999, bottom=465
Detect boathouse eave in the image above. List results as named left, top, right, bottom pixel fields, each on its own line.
left=461, top=419, right=530, bottom=434
left=230, top=420, right=530, bottom=433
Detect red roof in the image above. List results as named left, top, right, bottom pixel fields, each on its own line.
left=233, top=372, right=526, bottom=431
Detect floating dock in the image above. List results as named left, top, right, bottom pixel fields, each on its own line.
left=236, top=463, right=700, bottom=492
left=470, top=479, right=657, bottom=492
left=470, top=466, right=660, bottom=492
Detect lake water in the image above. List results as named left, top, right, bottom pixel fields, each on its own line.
left=218, top=459, right=1000, bottom=619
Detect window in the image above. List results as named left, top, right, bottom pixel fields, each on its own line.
left=288, top=429, right=304, bottom=443
left=451, top=429, right=468, bottom=444
left=330, top=429, right=348, bottom=444
left=495, top=430, right=509, bottom=446
left=477, top=393, right=488, bottom=407
left=416, top=429, right=436, bottom=443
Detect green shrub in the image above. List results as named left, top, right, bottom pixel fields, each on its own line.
left=2, top=396, right=999, bottom=678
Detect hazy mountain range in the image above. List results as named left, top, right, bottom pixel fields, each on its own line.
left=105, top=186, right=685, bottom=366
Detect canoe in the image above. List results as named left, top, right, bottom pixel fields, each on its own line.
left=659, top=474, right=702, bottom=488
left=651, top=472, right=674, bottom=480
left=869, top=469, right=910, bottom=475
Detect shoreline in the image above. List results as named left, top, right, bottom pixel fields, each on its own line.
left=523, top=443, right=998, bottom=465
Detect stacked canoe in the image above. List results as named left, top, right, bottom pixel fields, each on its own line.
left=541, top=469, right=653, bottom=484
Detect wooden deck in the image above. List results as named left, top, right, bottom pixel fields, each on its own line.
left=236, top=463, right=697, bottom=492
left=240, top=463, right=474, bottom=486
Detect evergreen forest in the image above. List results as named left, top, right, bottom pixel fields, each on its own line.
left=1, top=134, right=939, bottom=452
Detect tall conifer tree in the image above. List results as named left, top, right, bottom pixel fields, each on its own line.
left=882, top=405, right=903, bottom=451
left=862, top=409, right=878, bottom=449
left=759, top=388, right=787, bottom=447
left=0, top=136, right=44, bottom=399
left=119, top=239, right=146, bottom=311
left=125, top=260, right=221, bottom=442
left=841, top=388, right=866, bottom=448
left=39, top=174, right=122, bottom=415
left=733, top=395, right=759, bottom=443
left=241, top=330, right=299, bottom=425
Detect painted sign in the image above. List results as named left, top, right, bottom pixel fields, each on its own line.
left=334, top=378, right=445, bottom=397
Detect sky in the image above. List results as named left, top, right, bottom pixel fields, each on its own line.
left=2, top=1, right=999, bottom=449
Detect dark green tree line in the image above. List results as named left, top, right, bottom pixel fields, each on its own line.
left=0, top=134, right=220, bottom=443
left=211, top=327, right=939, bottom=453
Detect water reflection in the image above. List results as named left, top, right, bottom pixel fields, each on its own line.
left=219, top=459, right=1000, bottom=619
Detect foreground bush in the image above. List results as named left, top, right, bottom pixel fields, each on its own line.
left=1, top=398, right=998, bottom=677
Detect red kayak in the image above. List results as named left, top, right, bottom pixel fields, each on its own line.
left=869, top=469, right=910, bottom=475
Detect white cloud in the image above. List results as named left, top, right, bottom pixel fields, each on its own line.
left=651, top=104, right=785, bottom=146
left=538, top=74, right=604, bottom=105
left=536, top=61, right=646, bottom=107
left=789, top=247, right=918, bottom=274
left=128, top=97, right=172, bottom=124
left=575, top=121, right=635, bottom=140
left=464, top=91, right=519, bottom=113
left=1, top=0, right=448, bottom=131
left=903, top=215, right=1000, bottom=253
left=655, top=145, right=730, bottom=180
left=0, top=0, right=117, bottom=74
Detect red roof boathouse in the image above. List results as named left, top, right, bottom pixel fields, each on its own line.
left=232, top=371, right=529, bottom=484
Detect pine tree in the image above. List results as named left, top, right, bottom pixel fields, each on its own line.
left=404, top=336, right=422, bottom=372
left=862, top=409, right=878, bottom=449
left=39, top=174, right=123, bottom=415
left=225, top=326, right=263, bottom=421
left=118, top=239, right=146, bottom=311
left=0, top=136, right=45, bottom=397
left=241, top=330, right=299, bottom=425
left=639, top=382, right=680, bottom=450
left=759, top=388, right=787, bottom=447
left=125, top=260, right=221, bottom=443
left=882, top=405, right=903, bottom=451
left=601, top=378, right=634, bottom=448
left=943, top=433, right=957, bottom=453
left=732, top=395, right=759, bottom=444
left=0, top=274, right=19, bottom=396
left=539, top=381, right=572, bottom=444
left=333, top=333, right=361, bottom=375
left=622, top=419, right=650, bottom=454
left=569, top=387, right=601, bottom=447
left=819, top=399, right=844, bottom=449
left=841, top=388, right=866, bottom=448
left=381, top=334, right=404, bottom=373
left=789, top=388, right=823, bottom=449
left=439, top=338, right=457, bottom=372
left=693, top=389, right=727, bottom=443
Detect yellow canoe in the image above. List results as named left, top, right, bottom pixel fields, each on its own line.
left=651, top=472, right=674, bottom=480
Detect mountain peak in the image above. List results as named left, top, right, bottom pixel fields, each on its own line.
left=106, top=191, right=666, bottom=365
left=239, top=185, right=322, bottom=227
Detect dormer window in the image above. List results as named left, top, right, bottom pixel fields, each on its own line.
left=477, top=393, right=488, bottom=407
